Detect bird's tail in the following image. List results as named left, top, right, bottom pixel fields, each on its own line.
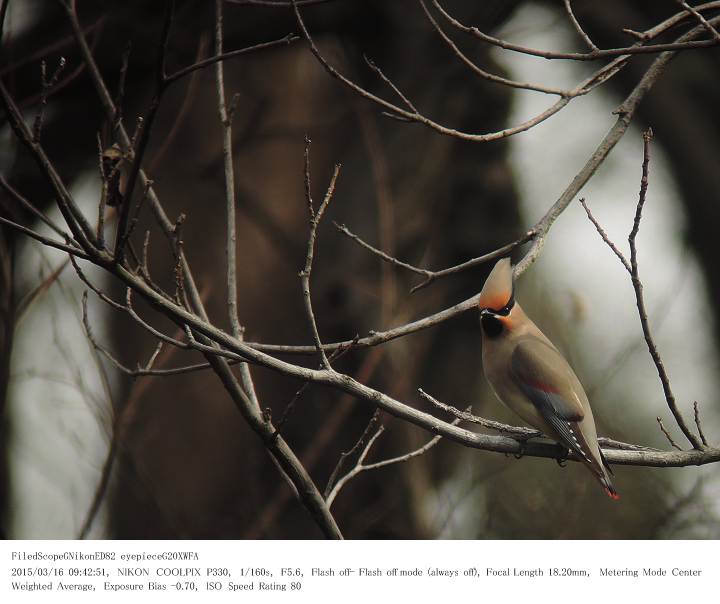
left=596, top=468, right=620, bottom=501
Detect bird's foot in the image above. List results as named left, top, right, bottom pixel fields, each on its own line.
left=513, top=440, right=527, bottom=460
left=555, top=447, right=570, bottom=467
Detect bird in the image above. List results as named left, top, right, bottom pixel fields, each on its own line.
left=478, top=258, right=619, bottom=500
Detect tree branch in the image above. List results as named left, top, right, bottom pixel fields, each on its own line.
left=301, top=143, right=340, bottom=370
left=628, top=130, right=703, bottom=450
left=431, top=0, right=720, bottom=60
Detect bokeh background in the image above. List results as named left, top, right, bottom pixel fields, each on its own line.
left=1, top=0, right=719, bottom=539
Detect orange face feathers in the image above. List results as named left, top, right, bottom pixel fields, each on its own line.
left=478, top=258, right=514, bottom=312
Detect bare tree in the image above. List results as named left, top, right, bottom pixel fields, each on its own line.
left=1, top=0, right=719, bottom=539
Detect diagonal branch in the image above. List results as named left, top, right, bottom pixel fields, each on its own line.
left=562, top=0, right=599, bottom=52
left=514, top=17, right=720, bottom=277
left=291, top=0, right=632, bottom=143
left=334, top=221, right=534, bottom=293
left=674, top=0, right=720, bottom=41
left=431, top=0, right=720, bottom=60
left=419, top=0, right=572, bottom=96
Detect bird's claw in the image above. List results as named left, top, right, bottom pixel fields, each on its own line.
left=555, top=447, right=570, bottom=467
left=513, top=440, right=527, bottom=460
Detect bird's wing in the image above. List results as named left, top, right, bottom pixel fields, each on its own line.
left=510, top=338, right=590, bottom=459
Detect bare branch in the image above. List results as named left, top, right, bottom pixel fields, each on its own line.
left=694, top=402, right=710, bottom=447
left=334, top=221, right=534, bottom=293
left=562, top=0, right=599, bottom=52
left=0, top=216, right=91, bottom=260
left=111, top=0, right=175, bottom=262
left=628, top=129, right=703, bottom=450
left=0, top=79, right=99, bottom=252
left=301, top=147, right=340, bottom=370
left=658, top=417, right=683, bottom=451
left=32, top=57, right=67, bottom=142
left=418, top=388, right=540, bottom=438
left=418, top=0, right=571, bottom=96
left=56, top=0, right=343, bottom=540
left=363, top=55, right=419, bottom=113
left=165, top=33, right=299, bottom=85
left=324, top=410, right=380, bottom=499
left=579, top=198, right=631, bottom=273
left=214, top=0, right=261, bottom=413
left=215, top=0, right=242, bottom=340
left=582, top=132, right=703, bottom=450
left=325, top=412, right=460, bottom=509
left=514, top=18, right=720, bottom=276
left=419, top=388, right=659, bottom=452
left=291, top=0, right=634, bottom=143
left=674, top=0, right=720, bottom=42
left=431, top=0, right=720, bottom=61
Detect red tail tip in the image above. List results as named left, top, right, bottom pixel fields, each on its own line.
left=605, top=488, right=620, bottom=501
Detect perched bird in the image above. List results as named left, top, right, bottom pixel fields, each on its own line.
left=478, top=258, right=618, bottom=500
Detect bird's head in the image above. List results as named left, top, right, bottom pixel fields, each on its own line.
left=478, top=258, right=516, bottom=337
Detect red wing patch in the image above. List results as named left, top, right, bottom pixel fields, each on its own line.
left=523, top=379, right=560, bottom=394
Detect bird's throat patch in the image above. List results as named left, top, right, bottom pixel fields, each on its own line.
left=481, top=314, right=504, bottom=338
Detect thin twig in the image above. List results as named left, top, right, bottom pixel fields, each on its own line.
left=215, top=0, right=242, bottom=340
left=563, top=0, right=599, bottom=52
left=301, top=143, right=340, bottom=370
left=657, top=417, right=683, bottom=451
left=215, top=0, right=261, bottom=413
left=82, top=292, right=221, bottom=377
left=363, top=55, right=419, bottom=113
left=293, top=0, right=627, bottom=143
left=0, top=79, right=99, bottom=252
left=514, top=18, right=720, bottom=277
left=674, top=0, right=720, bottom=41
left=0, top=216, right=91, bottom=260
left=32, top=57, right=66, bottom=142
left=111, top=0, right=175, bottom=262
left=334, top=221, right=534, bottom=292
left=418, top=0, right=571, bottom=96
left=629, top=129, right=703, bottom=450
left=0, top=175, right=71, bottom=240
left=324, top=410, right=380, bottom=498
left=325, top=412, right=462, bottom=509
left=272, top=336, right=359, bottom=441
left=693, top=402, right=709, bottom=447
left=579, top=198, right=631, bottom=272
left=418, top=388, right=540, bottom=438
left=164, top=34, right=299, bottom=85
left=432, top=0, right=720, bottom=60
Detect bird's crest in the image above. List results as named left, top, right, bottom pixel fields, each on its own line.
left=479, top=258, right=514, bottom=312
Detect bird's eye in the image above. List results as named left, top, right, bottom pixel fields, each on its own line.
left=481, top=314, right=503, bottom=338
left=495, top=291, right=515, bottom=316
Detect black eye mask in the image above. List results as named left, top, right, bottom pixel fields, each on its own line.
left=481, top=284, right=515, bottom=317
left=493, top=290, right=515, bottom=317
